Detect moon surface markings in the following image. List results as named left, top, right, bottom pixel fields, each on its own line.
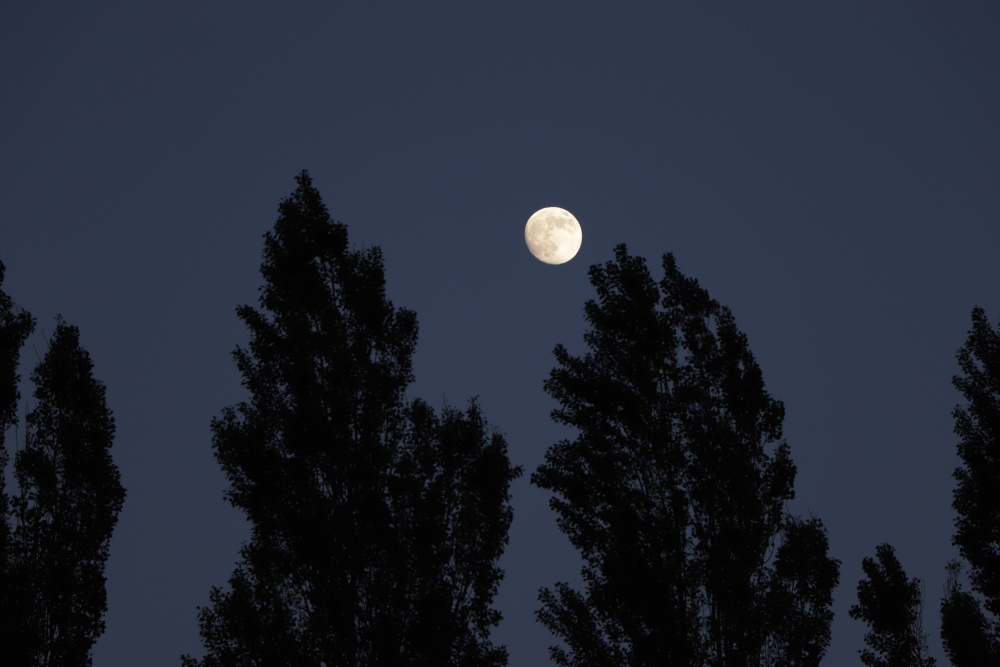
left=524, top=207, right=582, bottom=265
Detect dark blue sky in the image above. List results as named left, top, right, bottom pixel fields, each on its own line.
left=3, top=2, right=999, bottom=664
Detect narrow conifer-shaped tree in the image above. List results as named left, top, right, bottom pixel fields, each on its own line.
left=850, top=543, right=935, bottom=667
left=5, top=318, right=125, bottom=666
left=532, top=244, right=840, bottom=666
left=941, top=306, right=1000, bottom=665
left=185, top=172, right=519, bottom=666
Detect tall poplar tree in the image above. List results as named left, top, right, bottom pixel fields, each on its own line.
left=0, top=261, right=36, bottom=663
left=5, top=318, right=125, bottom=666
left=185, top=171, right=519, bottom=666
left=941, top=306, right=1000, bottom=666
left=850, top=543, right=935, bottom=667
left=532, top=245, right=840, bottom=666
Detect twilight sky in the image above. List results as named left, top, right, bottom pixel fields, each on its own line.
left=3, top=2, right=1000, bottom=664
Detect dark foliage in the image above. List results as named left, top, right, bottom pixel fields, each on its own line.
left=2, top=316, right=125, bottom=666
left=0, top=261, right=36, bottom=664
left=0, top=261, right=35, bottom=438
left=849, top=543, right=935, bottom=666
left=942, top=561, right=999, bottom=666
left=532, top=244, right=839, bottom=666
left=941, top=306, right=1000, bottom=665
left=185, top=172, right=519, bottom=666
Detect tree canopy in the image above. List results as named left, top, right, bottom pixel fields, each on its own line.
left=185, top=171, right=519, bottom=666
left=532, top=244, right=840, bottom=666
left=941, top=306, right=1000, bottom=665
left=850, top=543, right=935, bottom=667
left=0, top=296, right=125, bottom=665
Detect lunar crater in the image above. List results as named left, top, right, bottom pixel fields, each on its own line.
left=524, top=207, right=582, bottom=265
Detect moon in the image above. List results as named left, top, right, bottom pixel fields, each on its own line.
left=524, top=207, right=582, bottom=265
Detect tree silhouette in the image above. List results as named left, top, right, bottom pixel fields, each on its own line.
left=941, top=561, right=999, bottom=666
left=389, top=398, right=519, bottom=665
left=1, top=315, right=125, bottom=666
left=0, top=261, right=36, bottom=665
left=532, top=244, right=840, bottom=666
left=184, top=171, right=519, bottom=666
left=941, top=306, right=1000, bottom=665
left=850, top=543, right=935, bottom=666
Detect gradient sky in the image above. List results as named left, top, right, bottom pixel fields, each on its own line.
left=3, top=3, right=1000, bottom=664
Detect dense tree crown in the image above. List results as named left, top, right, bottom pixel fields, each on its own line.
left=941, top=306, right=1000, bottom=665
left=0, top=261, right=125, bottom=667
left=532, top=245, right=839, bottom=666
left=850, top=543, right=935, bottom=667
left=186, top=171, right=519, bottom=666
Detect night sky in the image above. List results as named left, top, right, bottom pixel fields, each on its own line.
left=3, top=3, right=1000, bottom=664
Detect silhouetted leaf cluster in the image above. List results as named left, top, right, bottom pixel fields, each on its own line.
left=850, top=307, right=1000, bottom=666
left=183, top=172, right=520, bottom=667
left=0, top=261, right=34, bottom=663
left=532, top=245, right=840, bottom=666
left=939, top=306, right=1000, bottom=665
left=0, top=265, right=125, bottom=666
left=849, top=543, right=935, bottom=666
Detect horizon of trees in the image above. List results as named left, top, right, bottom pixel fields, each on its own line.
left=1, top=171, right=997, bottom=665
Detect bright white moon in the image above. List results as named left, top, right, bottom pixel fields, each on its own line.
left=524, top=207, right=582, bottom=265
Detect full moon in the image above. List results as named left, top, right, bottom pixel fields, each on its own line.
left=524, top=207, right=582, bottom=265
